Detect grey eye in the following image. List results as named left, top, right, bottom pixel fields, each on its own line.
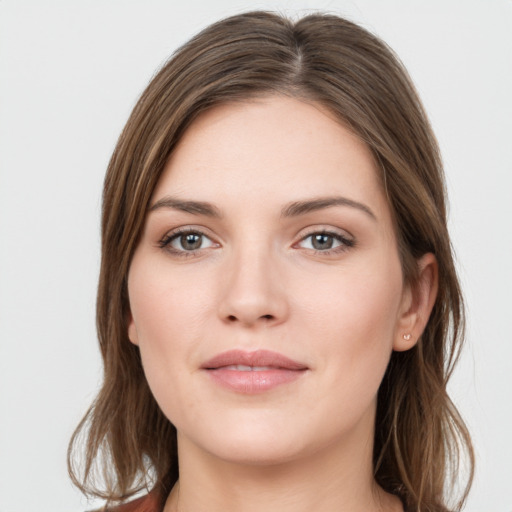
left=299, top=233, right=344, bottom=251
left=170, top=232, right=214, bottom=251
left=311, top=233, right=334, bottom=250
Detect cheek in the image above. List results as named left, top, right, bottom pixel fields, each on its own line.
left=127, top=256, right=207, bottom=401
left=128, top=255, right=213, bottom=347
left=127, top=241, right=405, bottom=446
left=294, top=255, right=403, bottom=393
left=297, top=255, right=403, bottom=337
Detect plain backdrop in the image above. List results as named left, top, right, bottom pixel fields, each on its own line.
left=0, top=1, right=511, bottom=511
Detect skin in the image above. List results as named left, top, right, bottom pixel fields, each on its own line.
left=127, top=96, right=438, bottom=512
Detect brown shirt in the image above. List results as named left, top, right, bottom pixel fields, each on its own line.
left=97, top=493, right=162, bottom=512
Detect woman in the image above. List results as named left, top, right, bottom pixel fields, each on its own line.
left=68, top=11, right=474, bottom=512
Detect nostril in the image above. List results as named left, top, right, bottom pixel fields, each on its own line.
left=226, top=313, right=274, bottom=323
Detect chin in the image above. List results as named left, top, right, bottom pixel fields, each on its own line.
left=180, top=412, right=351, bottom=470
left=176, top=413, right=314, bottom=467
left=209, top=439, right=309, bottom=467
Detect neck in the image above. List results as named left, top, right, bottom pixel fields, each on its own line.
left=164, top=426, right=402, bottom=512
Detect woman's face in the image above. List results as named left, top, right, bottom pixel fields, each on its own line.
left=127, top=96, right=412, bottom=465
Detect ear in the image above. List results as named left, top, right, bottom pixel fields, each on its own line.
left=393, top=253, right=439, bottom=352
left=127, top=312, right=140, bottom=346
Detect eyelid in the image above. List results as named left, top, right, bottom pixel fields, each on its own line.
left=294, top=224, right=354, bottom=242
left=293, top=226, right=356, bottom=253
left=156, top=224, right=355, bottom=257
left=157, top=225, right=221, bottom=255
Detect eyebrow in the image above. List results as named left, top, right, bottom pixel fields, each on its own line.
left=149, top=195, right=376, bottom=221
left=281, top=196, right=376, bottom=221
left=149, top=196, right=222, bottom=217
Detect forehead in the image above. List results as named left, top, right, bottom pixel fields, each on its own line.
left=153, top=96, right=387, bottom=218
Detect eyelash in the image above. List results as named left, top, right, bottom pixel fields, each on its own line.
left=296, top=230, right=355, bottom=255
left=158, top=227, right=355, bottom=257
left=157, top=227, right=216, bottom=258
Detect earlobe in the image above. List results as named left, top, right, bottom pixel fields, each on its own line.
left=127, top=313, right=139, bottom=345
left=393, top=253, right=439, bottom=352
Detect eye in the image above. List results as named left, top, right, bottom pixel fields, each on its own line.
left=297, top=231, right=354, bottom=252
left=159, top=229, right=216, bottom=253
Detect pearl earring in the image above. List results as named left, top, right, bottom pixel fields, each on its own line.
left=403, top=333, right=412, bottom=341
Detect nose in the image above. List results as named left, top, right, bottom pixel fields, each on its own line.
left=218, top=245, right=289, bottom=327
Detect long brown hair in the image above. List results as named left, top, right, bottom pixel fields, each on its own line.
left=68, top=11, right=474, bottom=511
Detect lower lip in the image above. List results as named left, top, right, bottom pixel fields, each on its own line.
left=205, top=368, right=306, bottom=393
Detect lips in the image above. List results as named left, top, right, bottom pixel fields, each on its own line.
left=201, top=349, right=308, bottom=393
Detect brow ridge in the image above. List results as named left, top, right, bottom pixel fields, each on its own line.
left=149, top=195, right=375, bottom=221
left=149, top=196, right=222, bottom=218
left=281, top=196, right=376, bottom=220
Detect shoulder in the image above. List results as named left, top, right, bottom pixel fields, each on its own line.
left=88, top=493, right=162, bottom=512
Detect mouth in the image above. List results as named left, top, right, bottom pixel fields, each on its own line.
left=201, top=349, right=308, bottom=394
left=218, top=365, right=282, bottom=371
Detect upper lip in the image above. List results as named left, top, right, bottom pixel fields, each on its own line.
left=201, top=349, right=308, bottom=370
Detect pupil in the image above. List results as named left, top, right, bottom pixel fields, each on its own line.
left=312, top=234, right=333, bottom=250
left=181, top=233, right=202, bottom=250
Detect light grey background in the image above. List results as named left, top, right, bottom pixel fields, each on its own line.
left=0, top=1, right=511, bottom=511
